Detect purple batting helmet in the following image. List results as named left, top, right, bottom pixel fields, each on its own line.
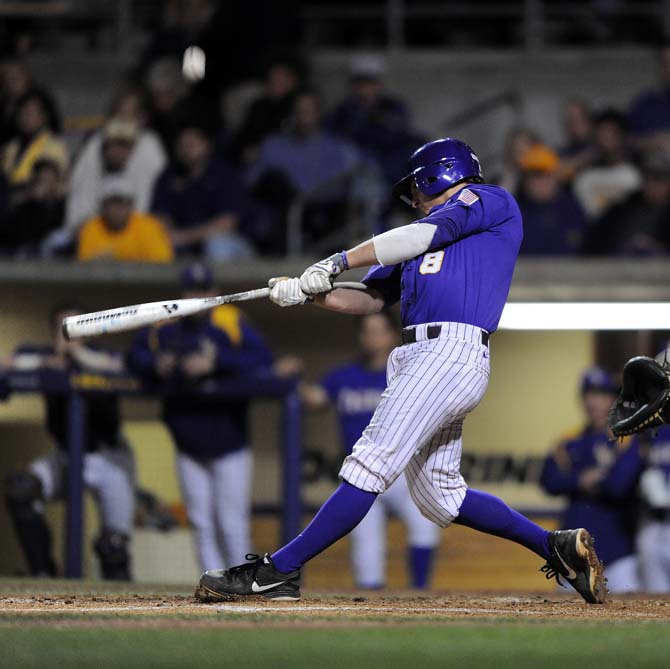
left=392, top=137, right=484, bottom=206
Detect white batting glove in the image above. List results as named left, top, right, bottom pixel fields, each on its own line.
left=299, top=252, right=348, bottom=295
left=268, top=277, right=309, bottom=307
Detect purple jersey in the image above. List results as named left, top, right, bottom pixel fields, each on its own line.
left=540, top=427, right=637, bottom=565
left=321, top=363, right=387, bottom=454
left=362, top=184, right=523, bottom=332
left=602, top=425, right=670, bottom=516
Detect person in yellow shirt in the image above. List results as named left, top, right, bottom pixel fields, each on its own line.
left=2, top=91, right=68, bottom=196
left=77, top=176, right=174, bottom=262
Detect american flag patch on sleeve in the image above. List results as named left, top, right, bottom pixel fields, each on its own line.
left=457, top=189, right=479, bottom=205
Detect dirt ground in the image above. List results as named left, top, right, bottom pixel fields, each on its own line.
left=2, top=588, right=670, bottom=627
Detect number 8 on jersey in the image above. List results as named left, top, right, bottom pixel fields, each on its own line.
left=419, top=251, right=445, bottom=275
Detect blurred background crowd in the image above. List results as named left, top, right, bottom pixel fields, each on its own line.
left=0, top=0, right=668, bottom=261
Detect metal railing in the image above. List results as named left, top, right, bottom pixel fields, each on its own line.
left=286, top=164, right=383, bottom=256
left=0, top=368, right=302, bottom=578
left=302, top=0, right=670, bottom=49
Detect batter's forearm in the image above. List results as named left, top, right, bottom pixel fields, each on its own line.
left=342, top=240, right=379, bottom=268
left=313, top=287, right=384, bottom=315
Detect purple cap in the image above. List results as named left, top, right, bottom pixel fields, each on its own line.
left=180, top=262, right=214, bottom=290
left=580, top=367, right=618, bottom=395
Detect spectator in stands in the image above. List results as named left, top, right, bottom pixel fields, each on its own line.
left=152, top=122, right=251, bottom=259
left=540, top=368, right=639, bottom=593
left=1, top=90, right=67, bottom=198
left=3, top=303, right=134, bottom=580
left=494, top=127, right=540, bottom=195
left=127, top=263, right=275, bottom=573
left=64, top=88, right=166, bottom=234
left=145, top=58, right=193, bottom=156
left=560, top=99, right=593, bottom=158
left=572, top=110, right=641, bottom=220
left=629, top=42, right=670, bottom=137
left=516, top=144, right=586, bottom=255
left=3, top=151, right=66, bottom=256
left=329, top=55, right=413, bottom=186
left=247, top=88, right=360, bottom=254
left=231, top=55, right=305, bottom=165
left=77, top=176, right=173, bottom=262
left=0, top=57, right=60, bottom=146
left=558, top=99, right=595, bottom=180
left=582, top=150, right=670, bottom=255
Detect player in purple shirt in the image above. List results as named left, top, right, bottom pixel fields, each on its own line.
left=599, top=426, right=670, bottom=593
left=541, top=368, right=639, bottom=593
left=598, top=347, right=670, bottom=593
left=198, top=137, right=607, bottom=604
left=302, top=312, right=439, bottom=589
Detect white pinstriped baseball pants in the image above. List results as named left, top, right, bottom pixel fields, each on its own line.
left=176, top=449, right=253, bottom=572
left=340, top=322, right=490, bottom=527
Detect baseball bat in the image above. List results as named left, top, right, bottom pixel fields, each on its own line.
left=62, top=281, right=368, bottom=340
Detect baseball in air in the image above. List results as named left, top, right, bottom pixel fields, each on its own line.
left=182, top=46, right=206, bottom=81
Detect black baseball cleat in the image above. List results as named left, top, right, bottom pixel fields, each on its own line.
left=197, top=553, right=301, bottom=602
left=540, top=528, right=607, bottom=604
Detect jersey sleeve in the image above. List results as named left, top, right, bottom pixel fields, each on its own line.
left=361, top=263, right=401, bottom=307
left=211, top=314, right=274, bottom=374
left=418, top=189, right=491, bottom=249
left=539, top=441, right=580, bottom=495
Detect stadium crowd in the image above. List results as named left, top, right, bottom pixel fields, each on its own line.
left=0, top=28, right=668, bottom=259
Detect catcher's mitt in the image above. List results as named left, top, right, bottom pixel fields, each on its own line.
left=608, top=356, right=670, bottom=437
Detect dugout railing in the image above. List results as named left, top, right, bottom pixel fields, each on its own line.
left=0, top=368, right=302, bottom=579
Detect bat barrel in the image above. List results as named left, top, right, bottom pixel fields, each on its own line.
left=62, top=302, right=188, bottom=340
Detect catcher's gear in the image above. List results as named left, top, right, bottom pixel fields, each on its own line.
left=608, top=356, right=670, bottom=438
left=5, top=471, right=57, bottom=576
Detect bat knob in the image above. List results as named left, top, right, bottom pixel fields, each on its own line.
left=62, top=319, right=71, bottom=341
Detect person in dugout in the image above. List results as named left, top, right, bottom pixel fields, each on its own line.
left=596, top=347, right=670, bottom=593
left=3, top=303, right=134, bottom=580
left=540, top=367, right=639, bottom=593
left=128, top=263, right=292, bottom=573
left=300, top=311, right=440, bottom=589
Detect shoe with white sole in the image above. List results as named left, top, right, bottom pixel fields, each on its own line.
left=540, top=528, right=607, bottom=604
left=197, top=553, right=300, bottom=602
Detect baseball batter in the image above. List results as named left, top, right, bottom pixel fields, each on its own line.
left=199, top=137, right=607, bottom=603
left=302, top=311, right=439, bottom=589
